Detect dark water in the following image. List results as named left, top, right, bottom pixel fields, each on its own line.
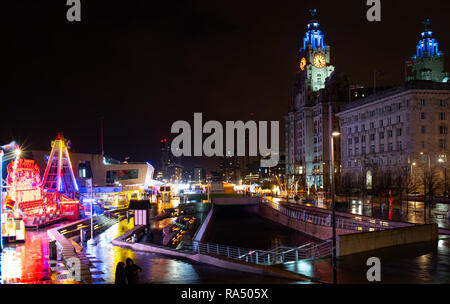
left=203, top=205, right=318, bottom=250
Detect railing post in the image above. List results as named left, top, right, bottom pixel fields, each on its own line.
left=256, top=251, right=259, bottom=264
left=295, top=249, right=298, bottom=262
left=238, top=247, right=241, bottom=258
left=227, top=246, right=230, bottom=258
left=206, top=243, right=209, bottom=253
left=267, top=254, right=271, bottom=265
left=217, top=244, right=219, bottom=255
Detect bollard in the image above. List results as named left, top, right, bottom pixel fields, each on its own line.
left=48, top=240, right=57, bottom=260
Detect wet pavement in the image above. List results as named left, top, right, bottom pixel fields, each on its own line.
left=280, top=235, right=450, bottom=284
left=285, top=196, right=450, bottom=229
left=0, top=222, right=78, bottom=284
left=83, top=217, right=300, bottom=284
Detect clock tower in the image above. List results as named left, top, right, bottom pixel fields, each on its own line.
left=297, top=9, right=335, bottom=107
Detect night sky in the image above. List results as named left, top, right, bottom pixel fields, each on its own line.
left=2, top=0, right=449, bottom=172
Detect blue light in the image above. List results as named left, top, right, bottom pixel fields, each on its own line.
left=300, top=21, right=326, bottom=53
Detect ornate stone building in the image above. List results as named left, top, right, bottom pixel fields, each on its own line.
left=285, top=10, right=348, bottom=191
left=337, top=21, right=450, bottom=190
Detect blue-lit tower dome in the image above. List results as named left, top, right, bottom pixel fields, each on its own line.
left=410, top=19, right=448, bottom=83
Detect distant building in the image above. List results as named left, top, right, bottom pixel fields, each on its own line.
left=167, top=163, right=184, bottom=184
left=30, top=150, right=154, bottom=189
left=160, top=138, right=175, bottom=180
left=192, top=167, right=206, bottom=183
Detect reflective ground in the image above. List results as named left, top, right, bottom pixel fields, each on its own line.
left=280, top=236, right=450, bottom=284
left=290, top=196, right=450, bottom=229
left=83, top=218, right=299, bottom=284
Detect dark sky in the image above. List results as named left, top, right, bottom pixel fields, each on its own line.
left=2, top=0, right=449, bottom=172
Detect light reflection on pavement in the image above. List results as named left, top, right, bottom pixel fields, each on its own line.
left=279, top=236, right=450, bottom=284
left=83, top=218, right=301, bottom=284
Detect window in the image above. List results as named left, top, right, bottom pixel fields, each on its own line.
left=362, top=124, right=366, bottom=131
left=362, top=135, right=366, bottom=143
left=420, top=99, right=426, bottom=106
left=397, top=116, right=401, bottom=123
left=397, top=128, right=402, bottom=137
left=371, top=145, right=375, bottom=153
left=397, top=141, right=403, bottom=151
left=388, top=117, right=392, bottom=125
left=380, top=144, right=385, bottom=152
left=355, top=147, right=359, bottom=155
left=440, top=100, right=446, bottom=107
left=380, top=132, right=385, bottom=139
left=379, top=120, right=384, bottom=127
left=388, top=142, right=393, bottom=152
left=106, top=169, right=139, bottom=184
left=370, top=122, right=375, bottom=129
left=388, top=130, right=393, bottom=138
left=370, top=134, right=375, bottom=141
left=355, top=137, right=360, bottom=144
left=348, top=138, right=353, bottom=145
left=421, top=112, right=426, bottom=120
left=440, top=140, right=447, bottom=150
left=422, top=141, right=426, bottom=149
left=440, top=126, right=448, bottom=135
left=421, top=126, right=427, bottom=134
left=440, top=112, right=446, bottom=120
left=349, top=127, right=352, bottom=134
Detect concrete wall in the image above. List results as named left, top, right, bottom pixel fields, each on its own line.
left=258, top=203, right=356, bottom=241
left=213, top=197, right=261, bottom=206
left=193, top=207, right=214, bottom=242
left=337, top=224, right=439, bottom=256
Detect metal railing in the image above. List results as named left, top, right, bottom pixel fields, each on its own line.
left=190, top=240, right=332, bottom=266
left=261, top=200, right=388, bottom=232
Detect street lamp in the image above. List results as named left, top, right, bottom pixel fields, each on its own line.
left=438, top=157, right=447, bottom=197
left=330, top=131, right=340, bottom=284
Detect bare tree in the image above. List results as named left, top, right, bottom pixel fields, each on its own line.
left=395, top=166, right=420, bottom=214
left=421, top=166, right=443, bottom=220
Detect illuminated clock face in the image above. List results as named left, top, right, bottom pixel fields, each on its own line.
left=300, top=57, right=306, bottom=71
left=313, top=54, right=326, bottom=69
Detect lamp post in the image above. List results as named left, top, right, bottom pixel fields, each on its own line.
left=438, top=157, right=447, bottom=198
left=330, top=131, right=341, bottom=285
left=420, top=152, right=431, bottom=219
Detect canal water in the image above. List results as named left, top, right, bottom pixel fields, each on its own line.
left=202, top=204, right=319, bottom=250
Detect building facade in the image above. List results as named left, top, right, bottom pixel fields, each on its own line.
left=286, top=10, right=350, bottom=191
left=337, top=20, right=450, bottom=191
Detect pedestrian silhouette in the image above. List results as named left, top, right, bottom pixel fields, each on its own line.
left=125, top=258, right=142, bottom=284
left=114, top=261, right=127, bottom=284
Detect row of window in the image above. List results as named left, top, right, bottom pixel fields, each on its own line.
left=348, top=141, right=403, bottom=156
left=347, top=116, right=402, bottom=134
left=348, top=129, right=403, bottom=145
left=421, top=112, right=446, bottom=120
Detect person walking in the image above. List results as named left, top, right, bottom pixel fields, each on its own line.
left=114, top=262, right=127, bottom=284
left=125, top=258, right=142, bottom=284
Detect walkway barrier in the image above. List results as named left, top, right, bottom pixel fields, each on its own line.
left=261, top=200, right=388, bottom=232
left=191, top=240, right=332, bottom=266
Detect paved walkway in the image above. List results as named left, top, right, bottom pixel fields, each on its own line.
left=278, top=235, right=450, bottom=284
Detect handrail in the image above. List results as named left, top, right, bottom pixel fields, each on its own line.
left=261, top=199, right=388, bottom=232
left=190, top=239, right=332, bottom=266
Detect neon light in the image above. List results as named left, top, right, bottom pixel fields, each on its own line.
left=64, top=146, right=79, bottom=192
